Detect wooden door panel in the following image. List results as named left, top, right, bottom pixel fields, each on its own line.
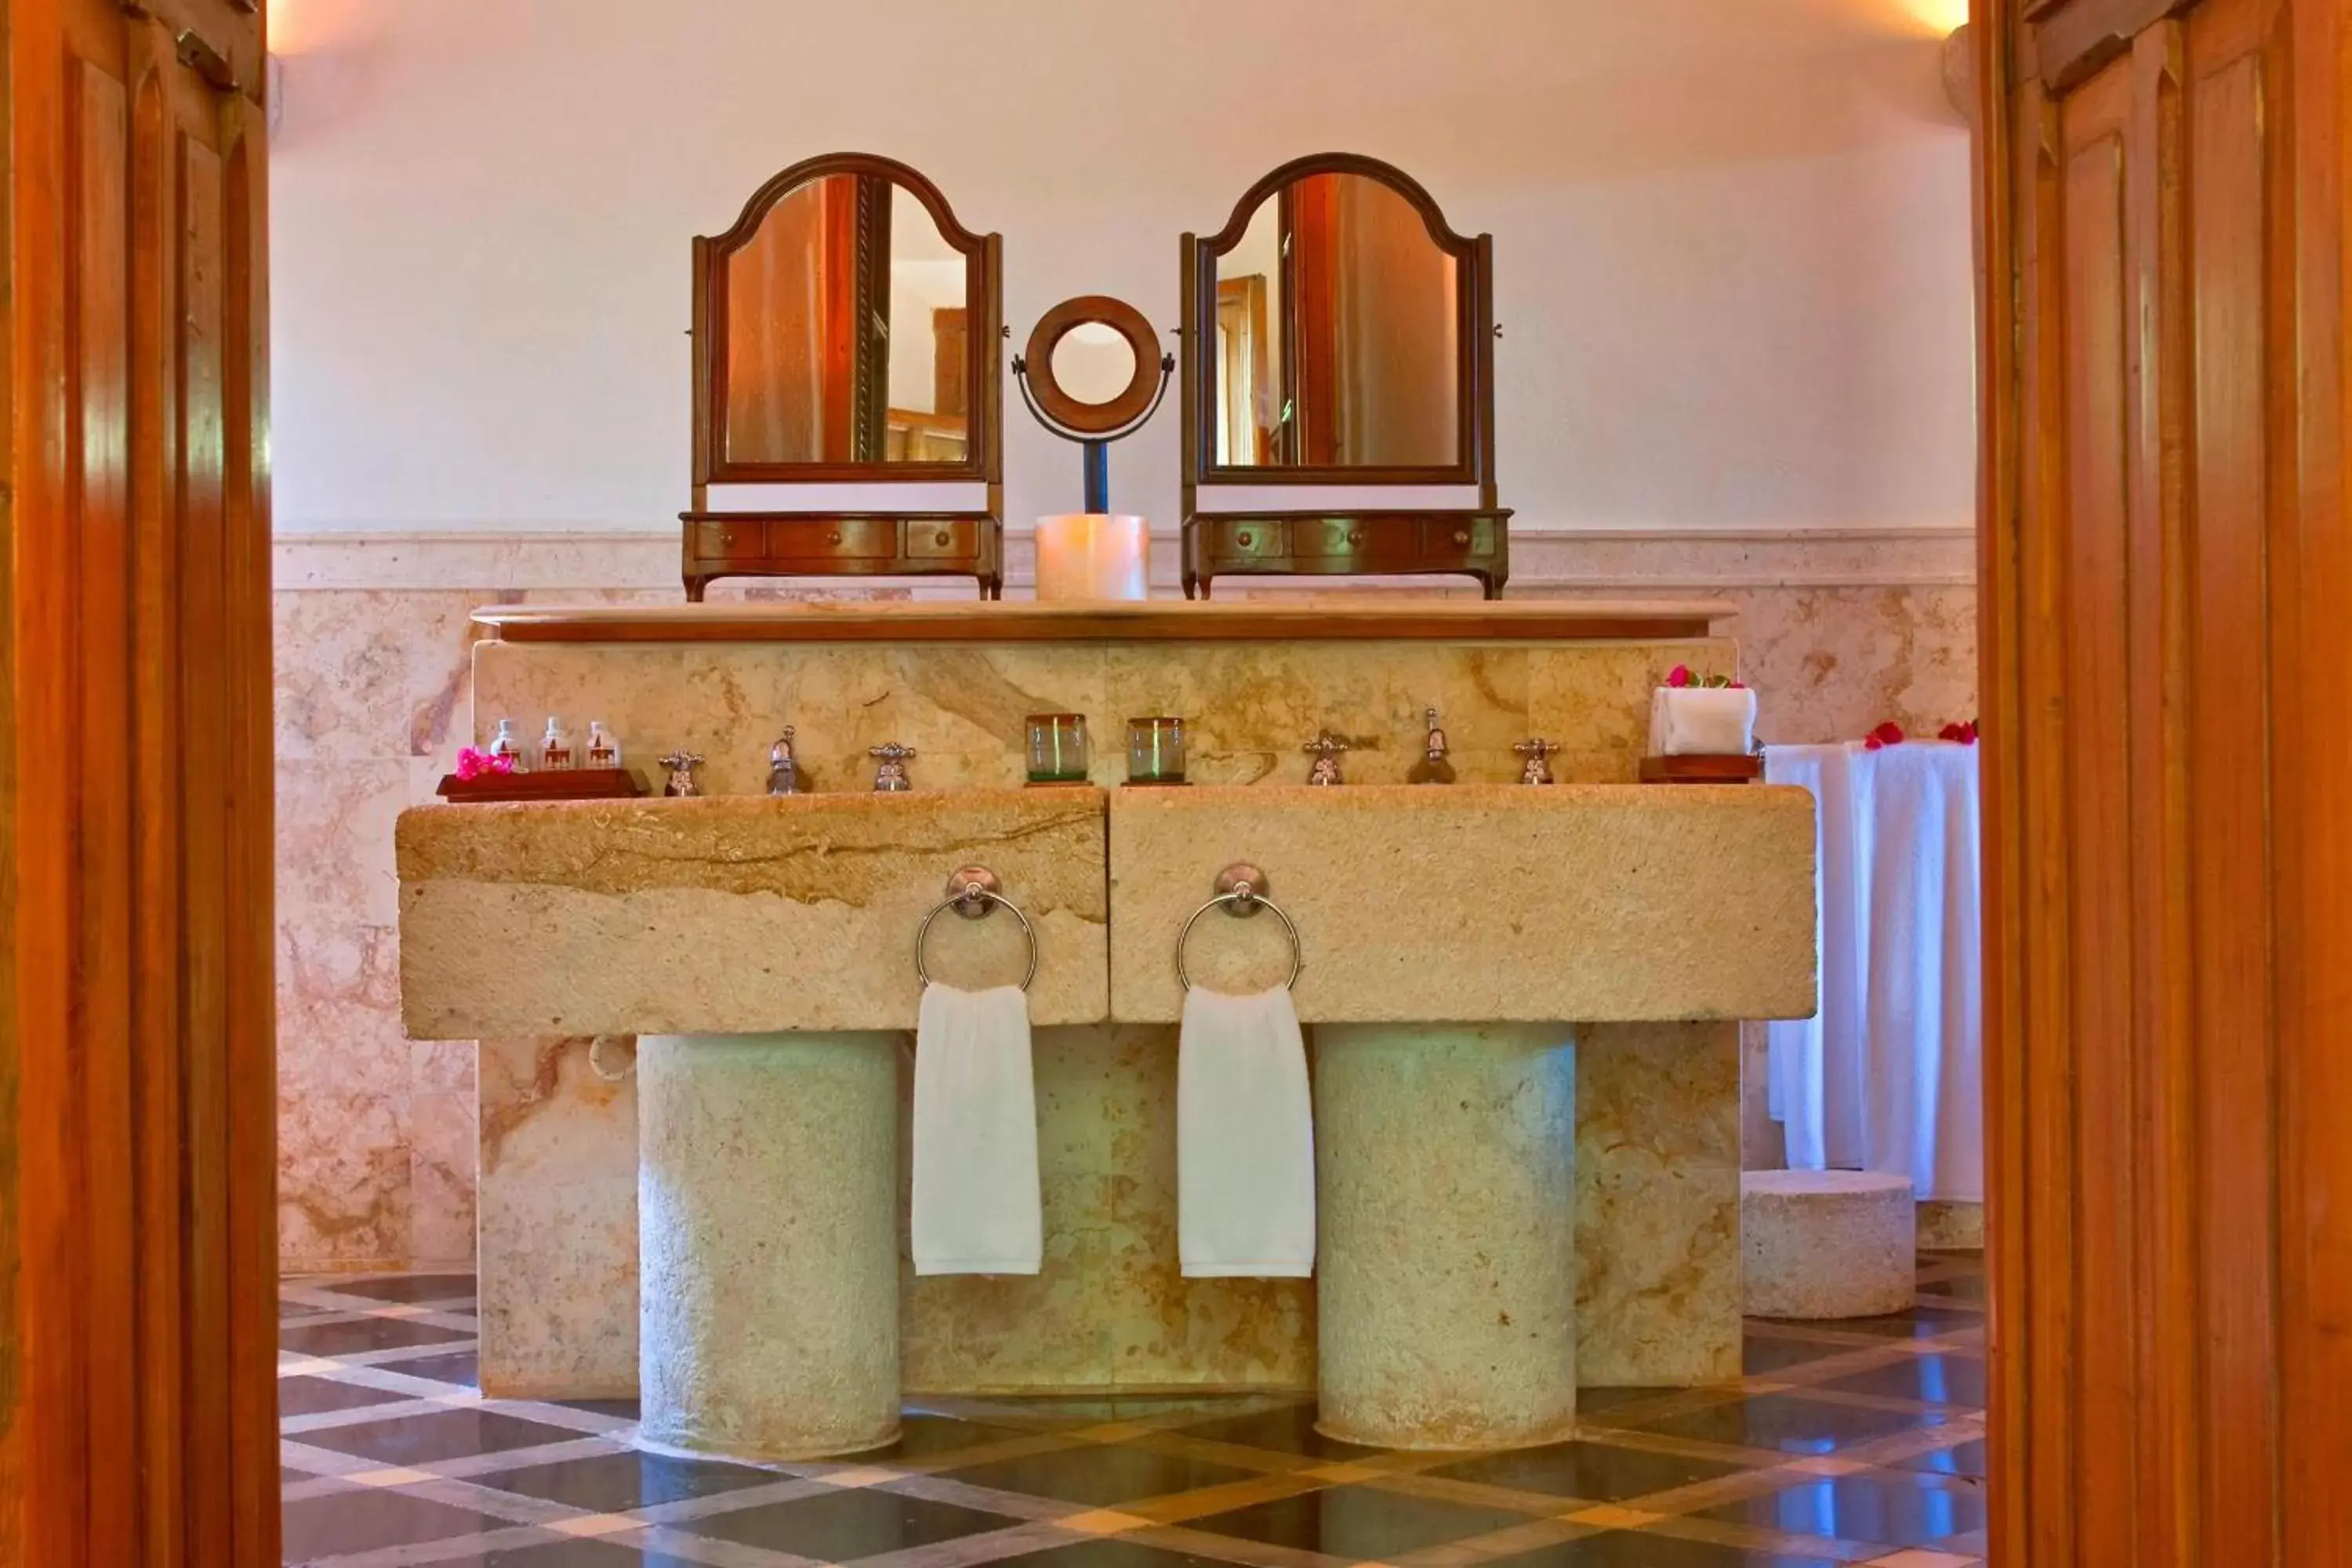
left=177, top=114, right=235, bottom=1568
left=2275, top=3, right=2352, bottom=1555
left=1987, top=0, right=2344, bottom=1560
left=2181, top=6, right=2285, bottom=1560
left=67, top=50, right=143, bottom=1568
left=2003, top=75, right=2073, bottom=1567
left=2052, top=57, right=2143, bottom=1567
left=220, top=100, right=279, bottom=1558
left=4, top=0, right=277, bottom=1561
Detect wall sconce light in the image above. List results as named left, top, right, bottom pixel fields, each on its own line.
left=1941, top=23, right=1976, bottom=123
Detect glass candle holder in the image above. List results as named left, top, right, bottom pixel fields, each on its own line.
left=1026, top=713, right=1090, bottom=784
left=1126, top=717, right=1188, bottom=785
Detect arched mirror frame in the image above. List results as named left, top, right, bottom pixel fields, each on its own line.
left=684, top=151, right=1005, bottom=600
left=694, top=151, right=1001, bottom=485
left=1178, top=153, right=1508, bottom=598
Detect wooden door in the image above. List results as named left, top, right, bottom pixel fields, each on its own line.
left=0, top=0, right=278, bottom=1562
left=933, top=306, right=970, bottom=419
left=1978, top=0, right=2352, bottom=1562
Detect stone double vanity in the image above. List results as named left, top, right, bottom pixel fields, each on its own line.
left=395, top=598, right=1817, bottom=1461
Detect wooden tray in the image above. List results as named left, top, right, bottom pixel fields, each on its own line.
left=436, top=768, right=646, bottom=804
left=1639, top=753, right=1762, bottom=785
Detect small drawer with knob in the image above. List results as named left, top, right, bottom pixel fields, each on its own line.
left=768, top=518, right=898, bottom=561
left=1206, top=520, right=1288, bottom=560
left=1294, top=518, right=1414, bottom=558
left=1425, top=517, right=1497, bottom=557
left=906, top=520, right=979, bottom=559
left=694, top=520, right=769, bottom=561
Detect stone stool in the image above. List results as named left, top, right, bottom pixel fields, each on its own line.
left=1741, top=1169, right=1915, bottom=1319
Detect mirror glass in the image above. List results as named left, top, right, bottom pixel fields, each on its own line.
left=1049, top=321, right=1138, bottom=407
left=724, top=176, right=969, bottom=465
left=1212, top=172, right=1461, bottom=469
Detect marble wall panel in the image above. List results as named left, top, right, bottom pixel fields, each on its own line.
left=275, top=585, right=486, bottom=1268
left=1721, top=584, right=1978, bottom=746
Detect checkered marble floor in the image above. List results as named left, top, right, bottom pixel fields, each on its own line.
left=280, top=1255, right=1987, bottom=1567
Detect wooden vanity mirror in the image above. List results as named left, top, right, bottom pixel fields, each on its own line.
left=1180, top=153, right=1508, bottom=597
left=685, top=153, right=1004, bottom=599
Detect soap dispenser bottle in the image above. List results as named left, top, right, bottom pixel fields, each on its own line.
left=585, top=720, right=620, bottom=770
left=540, top=716, right=576, bottom=771
left=488, top=718, right=528, bottom=771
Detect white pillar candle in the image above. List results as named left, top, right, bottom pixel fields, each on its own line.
left=1033, top=514, right=1149, bottom=602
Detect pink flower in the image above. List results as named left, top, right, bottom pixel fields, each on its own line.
left=455, top=746, right=515, bottom=781
left=1667, top=665, right=1693, bottom=688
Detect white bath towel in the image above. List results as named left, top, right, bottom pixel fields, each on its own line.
left=1178, top=986, right=1315, bottom=1277
left=1650, top=686, right=1759, bottom=757
left=911, top=983, right=1043, bottom=1276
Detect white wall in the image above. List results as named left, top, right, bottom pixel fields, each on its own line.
left=267, top=0, right=1976, bottom=534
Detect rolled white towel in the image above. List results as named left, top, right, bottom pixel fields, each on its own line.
left=911, top=983, right=1043, bottom=1276
left=1178, top=985, right=1315, bottom=1277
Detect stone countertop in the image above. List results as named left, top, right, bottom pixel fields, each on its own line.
left=467, top=597, right=1737, bottom=645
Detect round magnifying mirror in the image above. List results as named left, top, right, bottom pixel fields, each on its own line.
left=1051, top=323, right=1139, bottom=408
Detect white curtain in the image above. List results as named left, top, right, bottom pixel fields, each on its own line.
left=1766, top=742, right=1984, bottom=1202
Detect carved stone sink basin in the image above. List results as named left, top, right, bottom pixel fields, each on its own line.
left=1108, top=783, right=1817, bottom=1023
left=396, top=789, right=1109, bottom=1036
left=398, top=782, right=1813, bottom=1038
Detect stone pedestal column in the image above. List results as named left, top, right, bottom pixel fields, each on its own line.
left=637, top=1033, right=901, bottom=1459
left=1314, top=1023, right=1577, bottom=1449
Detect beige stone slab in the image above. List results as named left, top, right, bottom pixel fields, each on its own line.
left=1577, top=1022, right=1743, bottom=1385
left=477, top=1036, right=638, bottom=1399
left=471, top=1022, right=1318, bottom=1403
left=470, top=598, right=1736, bottom=644
left=470, top=636, right=1736, bottom=797
left=1107, top=785, right=1817, bottom=1025
left=1917, top=1198, right=1985, bottom=1251
left=397, top=790, right=1109, bottom=1036
left=471, top=640, right=1109, bottom=798
left=902, top=1024, right=1315, bottom=1394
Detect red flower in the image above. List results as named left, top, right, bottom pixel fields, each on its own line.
left=1667, top=664, right=1693, bottom=688
left=1937, top=719, right=1979, bottom=745
left=1864, top=720, right=1906, bottom=752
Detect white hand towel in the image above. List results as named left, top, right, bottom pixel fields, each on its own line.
left=1178, top=986, right=1315, bottom=1277
left=911, top=983, right=1043, bottom=1276
left=1650, top=686, right=1759, bottom=756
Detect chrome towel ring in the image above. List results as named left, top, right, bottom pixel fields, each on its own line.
left=1176, top=862, right=1303, bottom=992
left=915, top=866, right=1040, bottom=991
